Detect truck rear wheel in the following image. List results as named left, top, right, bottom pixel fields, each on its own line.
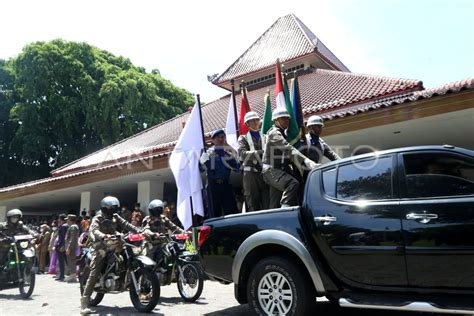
left=247, top=256, right=313, bottom=316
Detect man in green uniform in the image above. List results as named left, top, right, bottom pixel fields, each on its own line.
left=262, top=109, right=318, bottom=208
left=238, top=111, right=269, bottom=211
left=80, top=196, right=140, bottom=314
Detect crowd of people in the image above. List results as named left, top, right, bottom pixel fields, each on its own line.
left=8, top=200, right=182, bottom=285
left=0, top=197, right=187, bottom=315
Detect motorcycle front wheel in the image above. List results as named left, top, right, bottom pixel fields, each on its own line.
left=177, top=263, right=204, bottom=302
left=129, top=267, right=160, bottom=312
left=19, top=266, right=35, bottom=298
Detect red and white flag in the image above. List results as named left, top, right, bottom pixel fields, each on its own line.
left=275, top=62, right=286, bottom=110
left=225, top=92, right=238, bottom=150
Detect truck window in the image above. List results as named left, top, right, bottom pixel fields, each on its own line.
left=336, top=157, right=393, bottom=201
left=322, top=168, right=337, bottom=198
left=402, top=153, right=474, bottom=198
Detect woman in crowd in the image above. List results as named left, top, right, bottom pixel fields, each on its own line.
left=47, top=220, right=58, bottom=275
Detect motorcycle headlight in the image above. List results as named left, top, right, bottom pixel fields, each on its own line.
left=131, top=246, right=142, bottom=256
left=19, top=241, right=29, bottom=249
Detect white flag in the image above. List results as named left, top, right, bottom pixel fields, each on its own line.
left=225, top=92, right=238, bottom=151
left=169, top=101, right=205, bottom=230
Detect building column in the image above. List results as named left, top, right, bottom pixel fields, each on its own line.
left=80, top=191, right=103, bottom=215
left=137, top=180, right=164, bottom=215
left=0, top=206, right=6, bottom=221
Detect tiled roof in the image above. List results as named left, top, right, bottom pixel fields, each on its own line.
left=321, top=77, right=474, bottom=120
left=0, top=151, right=169, bottom=194
left=215, top=14, right=349, bottom=84
left=51, top=68, right=428, bottom=176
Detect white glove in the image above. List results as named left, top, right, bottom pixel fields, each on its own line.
left=304, top=158, right=319, bottom=170
left=200, top=152, right=210, bottom=164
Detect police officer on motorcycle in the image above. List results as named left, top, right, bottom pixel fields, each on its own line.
left=142, top=200, right=188, bottom=262
left=80, top=196, right=141, bottom=314
left=0, top=209, right=37, bottom=266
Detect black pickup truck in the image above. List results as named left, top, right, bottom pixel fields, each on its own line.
left=198, top=145, right=474, bottom=316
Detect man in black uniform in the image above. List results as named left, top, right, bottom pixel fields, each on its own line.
left=200, top=129, right=240, bottom=217
left=304, top=115, right=341, bottom=163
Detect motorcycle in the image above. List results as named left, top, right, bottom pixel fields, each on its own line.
left=0, top=234, right=36, bottom=298
left=79, top=231, right=160, bottom=312
left=148, top=233, right=204, bottom=302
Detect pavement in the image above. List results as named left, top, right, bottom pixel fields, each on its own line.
left=0, top=273, right=455, bottom=315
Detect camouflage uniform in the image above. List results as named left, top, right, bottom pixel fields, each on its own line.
left=65, top=223, right=79, bottom=276
left=0, top=221, right=37, bottom=265
left=142, top=215, right=185, bottom=262
left=262, top=126, right=313, bottom=208
left=82, top=213, right=140, bottom=298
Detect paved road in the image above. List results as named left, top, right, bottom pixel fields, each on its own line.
left=0, top=274, right=454, bottom=315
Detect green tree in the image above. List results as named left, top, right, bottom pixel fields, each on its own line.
left=1, top=40, right=193, bottom=187
left=0, top=59, right=22, bottom=185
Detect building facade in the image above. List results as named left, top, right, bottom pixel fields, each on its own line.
left=1, top=14, right=473, bottom=220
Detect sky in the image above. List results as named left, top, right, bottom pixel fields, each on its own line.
left=1, top=0, right=473, bottom=103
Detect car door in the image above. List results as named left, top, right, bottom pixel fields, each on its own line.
left=307, top=154, right=407, bottom=287
left=399, top=150, right=474, bottom=288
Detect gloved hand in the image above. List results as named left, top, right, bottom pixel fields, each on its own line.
left=200, top=152, right=210, bottom=164
left=304, top=158, right=320, bottom=170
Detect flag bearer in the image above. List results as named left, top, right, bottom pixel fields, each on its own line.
left=238, top=111, right=269, bottom=212
left=200, top=129, right=240, bottom=218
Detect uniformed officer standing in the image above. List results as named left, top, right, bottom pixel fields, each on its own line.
left=238, top=111, right=269, bottom=212
left=262, top=109, right=319, bottom=208
left=304, top=115, right=341, bottom=163
left=200, top=129, right=240, bottom=218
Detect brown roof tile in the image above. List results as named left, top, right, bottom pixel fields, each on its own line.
left=215, top=14, right=349, bottom=84
left=320, top=77, right=474, bottom=120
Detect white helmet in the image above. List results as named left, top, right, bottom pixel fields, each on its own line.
left=148, top=199, right=165, bottom=210
left=148, top=199, right=165, bottom=217
left=307, top=115, right=324, bottom=127
left=100, top=196, right=120, bottom=208
left=6, top=208, right=22, bottom=218
left=244, top=111, right=260, bottom=124
left=6, top=208, right=22, bottom=224
left=272, top=109, right=290, bottom=121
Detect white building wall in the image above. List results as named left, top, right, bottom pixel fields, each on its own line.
left=80, top=190, right=103, bottom=214
left=137, top=180, right=164, bottom=215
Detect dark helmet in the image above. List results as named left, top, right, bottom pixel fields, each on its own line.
left=100, top=196, right=120, bottom=218
left=148, top=199, right=165, bottom=217
left=6, top=208, right=22, bottom=225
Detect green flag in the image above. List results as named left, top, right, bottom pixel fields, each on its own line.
left=281, top=72, right=301, bottom=146
left=261, top=91, right=273, bottom=134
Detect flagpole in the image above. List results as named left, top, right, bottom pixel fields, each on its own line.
left=195, top=93, right=210, bottom=233
left=196, top=94, right=206, bottom=149
left=230, top=79, right=239, bottom=137
left=276, top=59, right=282, bottom=88
left=188, top=94, right=206, bottom=230
left=294, top=70, right=306, bottom=141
